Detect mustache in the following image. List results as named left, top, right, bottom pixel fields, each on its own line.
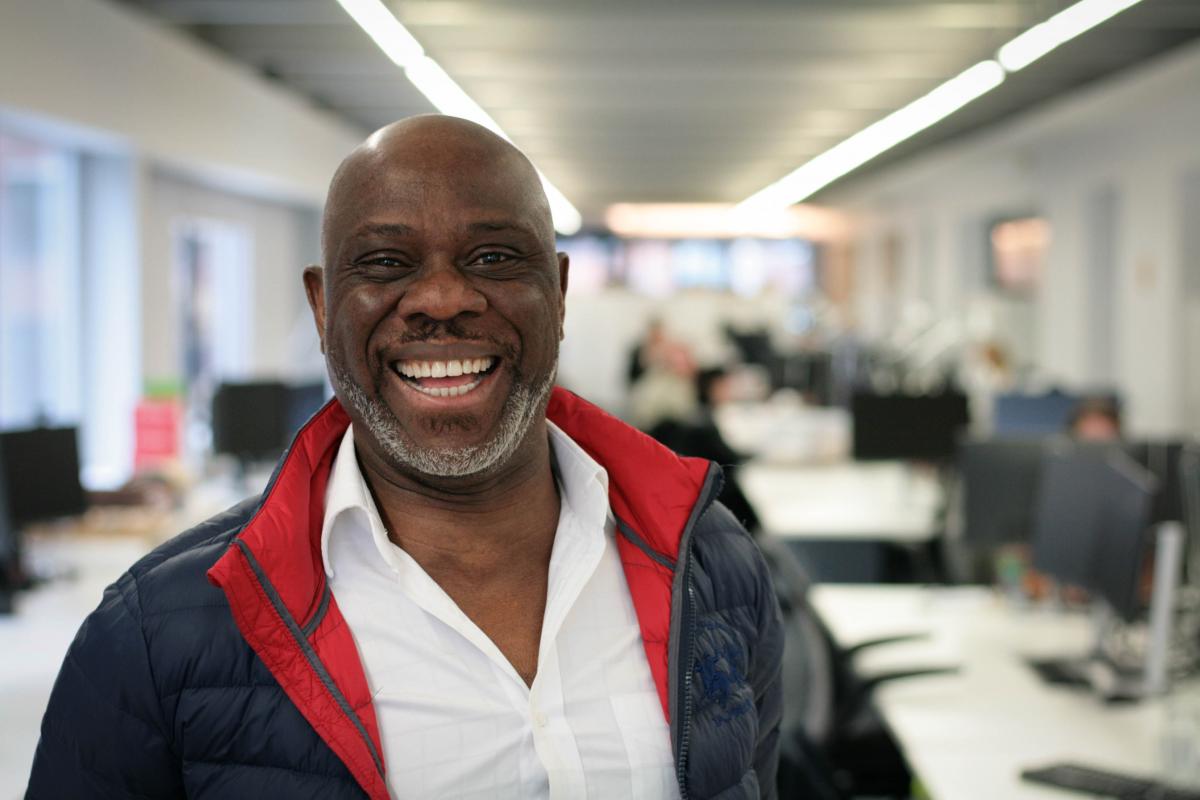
left=391, top=320, right=520, bottom=362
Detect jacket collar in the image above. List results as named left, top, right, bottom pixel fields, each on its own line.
left=206, top=387, right=713, bottom=796
left=227, top=386, right=711, bottom=623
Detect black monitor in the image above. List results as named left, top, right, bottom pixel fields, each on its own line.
left=727, top=328, right=775, bottom=367
left=1031, top=445, right=1156, bottom=621
left=1181, top=446, right=1200, bottom=583
left=851, top=391, right=970, bottom=461
left=1127, top=440, right=1188, bottom=526
left=211, top=381, right=291, bottom=464
left=0, top=426, right=88, bottom=527
left=959, top=439, right=1046, bottom=545
left=0, top=435, right=16, bottom=569
left=1088, top=454, right=1157, bottom=622
left=286, top=381, right=329, bottom=437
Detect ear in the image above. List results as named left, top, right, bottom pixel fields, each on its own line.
left=302, top=265, right=327, bottom=354
left=556, top=251, right=570, bottom=341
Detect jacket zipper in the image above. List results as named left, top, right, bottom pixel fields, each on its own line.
left=673, top=464, right=724, bottom=800
left=675, top=571, right=696, bottom=799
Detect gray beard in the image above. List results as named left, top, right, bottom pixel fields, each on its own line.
left=329, top=358, right=557, bottom=478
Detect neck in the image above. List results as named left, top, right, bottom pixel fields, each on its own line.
left=354, top=423, right=561, bottom=583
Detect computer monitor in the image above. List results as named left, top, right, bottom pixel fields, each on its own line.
left=0, top=426, right=88, bottom=527
left=1127, top=440, right=1187, bottom=526
left=1031, top=445, right=1156, bottom=622
left=959, top=439, right=1046, bottom=545
left=211, top=381, right=291, bottom=464
left=0, top=435, right=16, bottom=567
left=851, top=391, right=970, bottom=461
left=0, top=442, right=14, bottom=612
left=1086, top=453, right=1156, bottom=622
left=727, top=328, right=775, bottom=367
left=993, top=391, right=1082, bottom=437
left=286, top=381, right=329, bottom=437
left=1180, top=445, right=1200, bottom=583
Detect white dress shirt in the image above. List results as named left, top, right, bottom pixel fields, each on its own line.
left=322, top=423, right=680, bottom=800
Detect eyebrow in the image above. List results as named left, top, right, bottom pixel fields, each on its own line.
left=349, top=222, right=416, bottom=240
left=466, top=221, right=534, bottom=236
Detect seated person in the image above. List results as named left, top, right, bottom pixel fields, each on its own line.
left=1067, top=396, right=1123, bottom=441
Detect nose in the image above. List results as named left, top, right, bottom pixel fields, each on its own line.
left=394, top=260, right=487, bottom=323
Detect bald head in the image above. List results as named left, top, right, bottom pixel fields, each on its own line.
left=322, top=115, right=554, bottom=264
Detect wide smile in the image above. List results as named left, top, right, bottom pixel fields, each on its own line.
left=390, top=355, right=502, bottom=404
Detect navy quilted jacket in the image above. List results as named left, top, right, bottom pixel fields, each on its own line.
left=27, top=389, right=783, bottom=799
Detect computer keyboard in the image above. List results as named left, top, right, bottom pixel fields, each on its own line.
left=1021, top=762, right=1200, bottom=799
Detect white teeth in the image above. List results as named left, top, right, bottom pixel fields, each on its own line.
left=408, top=376, right=485, bottom=398
left=396, top=357, right=496, bottom=379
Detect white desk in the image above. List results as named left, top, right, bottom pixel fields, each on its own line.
left=714, top=401, right=850, bottom=464
left=811, top=585, right=1171, bottom=800
left=739, top=461, right=942, bottom=543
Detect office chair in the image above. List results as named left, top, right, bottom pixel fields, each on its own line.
left=757, top=536, right=958, bottom=798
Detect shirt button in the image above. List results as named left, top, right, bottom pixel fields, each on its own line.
left=533, top=711, right=548, bottom=728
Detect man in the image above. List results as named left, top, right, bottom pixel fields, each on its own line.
left=28, top=116, right=782, bottom=799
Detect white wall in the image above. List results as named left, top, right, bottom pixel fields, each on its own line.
left=0, top=0, right=364, bottom=205
left=141, top=169, right=323, bottom=386
left=825, top=41, right=1200, bottom=437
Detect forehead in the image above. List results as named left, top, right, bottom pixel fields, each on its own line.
left=326, top=149, right=547, bottom=243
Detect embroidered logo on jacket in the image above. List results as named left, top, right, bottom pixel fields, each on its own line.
left=694, top=640, right=753, bottom=727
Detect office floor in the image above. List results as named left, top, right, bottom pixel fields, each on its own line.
left=0, top=534, right=157, bottom=799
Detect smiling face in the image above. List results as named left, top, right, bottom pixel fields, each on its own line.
left=306, top=116, right=568, bottom=479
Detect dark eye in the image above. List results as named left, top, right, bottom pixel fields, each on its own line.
left=365, top=255, right=405, bottom=268
left=475, top=251, right=511, bottom=266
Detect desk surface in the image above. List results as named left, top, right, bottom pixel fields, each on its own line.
left=740, top=461, right=942, bottom=543
left=811, top=585, right=1170, bottom=800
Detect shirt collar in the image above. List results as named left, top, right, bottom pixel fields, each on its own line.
left=320, top=425, right=394, bottom=579
left=320, top=421, right=613, bottom=580
left=546, top=419, right=611, bottom=534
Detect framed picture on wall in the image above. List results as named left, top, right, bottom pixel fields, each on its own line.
left=987, top=215, right=1050, bottom=296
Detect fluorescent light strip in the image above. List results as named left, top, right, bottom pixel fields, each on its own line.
left=737, top=60, right=1005, bottom=213
left=998, top=0, right=1146, bottom=72
left=336, top=0, right=582, bottom=235
left=739, top=0, right=1147, bottom=211
left=335, top=0, right=424, bottom=68
left=403, top=56, right=507, bottom=137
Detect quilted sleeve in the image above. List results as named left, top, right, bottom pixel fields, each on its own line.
left=26, top=571, right=182, bottom=799
left=748, top=540, right=784, bottom=799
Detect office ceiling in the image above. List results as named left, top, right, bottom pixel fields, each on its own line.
left=117, top=0, right=1200, bottom=225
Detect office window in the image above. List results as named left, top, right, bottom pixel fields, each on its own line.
left=0, top=131, right=81, bottom=430
left=557, top=235, right=613, bottom=295
left=560, top=236, right=816, bottom=299
left=670, top=240, right=727, bottom=289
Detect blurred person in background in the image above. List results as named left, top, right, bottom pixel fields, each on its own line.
left=27, top=116, right=782, bottom=800
left=1067, top=396, right=1123, bottom=441
left=627, top=318, right=701, bottom=430
left=647, top=367, right=761, bottom=533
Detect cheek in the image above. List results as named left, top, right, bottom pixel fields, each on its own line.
left=328, top=286, right=400, bottom=365
left=494, top=286, right=562, bottom=349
